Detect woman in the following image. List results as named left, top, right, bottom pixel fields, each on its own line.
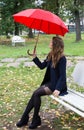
left=16, top=36, right=68, bottom=129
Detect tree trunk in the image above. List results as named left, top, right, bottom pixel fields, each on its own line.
left=6, top=31, right=10, bottom=39
left=74, top=0, right=81, bottom=42
left=55, top=0, right=59, bottom=15
left=28, top=28, right=34, bottom=38
left=74, top=9, right=81, bottom=41
left=14, top=22, right=19, bottom=35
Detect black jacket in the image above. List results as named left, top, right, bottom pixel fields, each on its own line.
left=33, top=56, right=67, bottom=95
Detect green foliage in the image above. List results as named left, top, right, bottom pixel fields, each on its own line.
left=42, top=0, right=59, bottom=15
left=0, top=0, right=35, bottom=35
left=60, top=0, right=84, bottom=19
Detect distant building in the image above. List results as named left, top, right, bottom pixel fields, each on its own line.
left=65, top=18, right=84, bottom=32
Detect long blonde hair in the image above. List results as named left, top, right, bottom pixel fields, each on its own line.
left=47, top=36, right=64, bottom=68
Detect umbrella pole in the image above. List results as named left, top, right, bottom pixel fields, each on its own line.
left=27, top=32, right=40, bottom=56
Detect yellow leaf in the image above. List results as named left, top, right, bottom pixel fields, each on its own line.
left=73, top=116, right=79, bottom=121
left=77, top=128, right=82, bottom=130
left=56, top=111, right=60, bottom=116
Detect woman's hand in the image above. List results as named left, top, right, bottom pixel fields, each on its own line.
left=53, top=90, right=60, bottom=97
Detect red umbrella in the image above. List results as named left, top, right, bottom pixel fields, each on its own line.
left=13, top=9, right=69, bottom=55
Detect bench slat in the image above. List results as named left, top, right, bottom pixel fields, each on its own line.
left=50, top=95, right=84, bottom=117
left=60, top=92, right=84, bottom=112
left=50, top=89, right=84, bottom=117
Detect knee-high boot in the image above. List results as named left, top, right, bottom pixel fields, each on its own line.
left=29, top=88, right=46, bottom=129
left=16, top=112, right=29, bottom=127
left=29, top=115, right=41, bottom=129
left=16, top=94, right=34, bottom=127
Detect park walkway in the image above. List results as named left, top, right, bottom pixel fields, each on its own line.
left=0, top=56, right=84, bottom=68
left=0, top=57, right=35, bottom=68
left=0, top=57, right=84, bottom=68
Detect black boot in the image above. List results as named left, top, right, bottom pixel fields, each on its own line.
left=16, top=115, right=29, bottom=128
left=29, top=116, right=41, bottom=129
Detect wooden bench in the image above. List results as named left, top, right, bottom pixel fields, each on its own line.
left=11, top=35, right=25, bottom=46
left=50, top=88, right=84, bottom=117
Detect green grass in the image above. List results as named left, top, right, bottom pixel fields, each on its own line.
left=0, top=65, right=84, bottom=129
left=64, top=33, right=84, bottom=56
left=0, top=33, right=84, bottom=60
left=0, top=33, right=84, bottom=129
left=0, top=66, right=45, bottom=129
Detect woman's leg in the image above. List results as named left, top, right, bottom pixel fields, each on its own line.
left=33, top=87, right=47, bottom=118
left=22, top=85, right=50, bottom=117
left=22, top=94, right=34, bottom=116
left=17, top=84, right=52, bottom=128
left=21, top=85, right=52, bottom=118
left=16, top=86, right=45, bottom=127
left=29, top=85, right=52, bottom=129
left=16, top=95, right=34, bottom=127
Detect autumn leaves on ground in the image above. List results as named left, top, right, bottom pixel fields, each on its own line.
left=0, top=34, right=84, bottom=130
left=0, top=65, right=84, bottom=130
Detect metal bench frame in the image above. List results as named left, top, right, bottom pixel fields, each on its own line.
left=50, top=88, right=84, bottom=117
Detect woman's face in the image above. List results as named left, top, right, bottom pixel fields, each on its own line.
left=49, top=40, right=53, bottom=49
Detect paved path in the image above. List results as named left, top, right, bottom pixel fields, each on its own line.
left=0, top=56, right=84, bottom=68
left=0, top=57, right=35, bottom=68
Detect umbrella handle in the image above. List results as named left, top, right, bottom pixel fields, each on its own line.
left=27, top=49, right=33, bottom=56
left=27, top=45, right=36, bottom=56
left=27, top=31, right=39, bottom=56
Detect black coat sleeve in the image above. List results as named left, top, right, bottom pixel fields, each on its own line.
left=55, top=57, right=67, bottom=91
left=33, top=57, right=47, bottom=69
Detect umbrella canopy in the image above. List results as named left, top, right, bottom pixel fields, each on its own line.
left=13, top=8, right=69, bottom=36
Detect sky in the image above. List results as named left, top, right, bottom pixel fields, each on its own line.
left=35, top=0, right=43, bottom=6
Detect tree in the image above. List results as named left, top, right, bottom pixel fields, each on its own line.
left=61, top=0, right=84, bottom=41
left=1, top=0, right=35, bottom=37
left=74, top=0, right=81, bottom=41
left=1, top=0, right=24, bottom=36
left=1, top=0, right=14, bottom=36
left=73, top=0, right=83, bottom=41
left=41, top=0, right=60, bottom=15
left=42, top=0, right=84, bottom=41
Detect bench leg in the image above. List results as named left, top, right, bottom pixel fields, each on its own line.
left=12, top=42, right=15, bottom=46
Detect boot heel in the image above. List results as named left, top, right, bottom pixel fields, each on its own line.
left=16, top=116, right=29, bottom=128
left=16, top=120, right=28, bottom=127
left=29, top=116, right=41, bottom=129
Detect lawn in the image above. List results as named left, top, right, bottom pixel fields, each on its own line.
left=0, top=33, right=84, bottom=130
left=0, top=66, right=45, bottom=128
left=0, top=33, right=84, bottom=59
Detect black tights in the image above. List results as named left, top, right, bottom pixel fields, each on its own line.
left=23, top=86, right=48, bottom=118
